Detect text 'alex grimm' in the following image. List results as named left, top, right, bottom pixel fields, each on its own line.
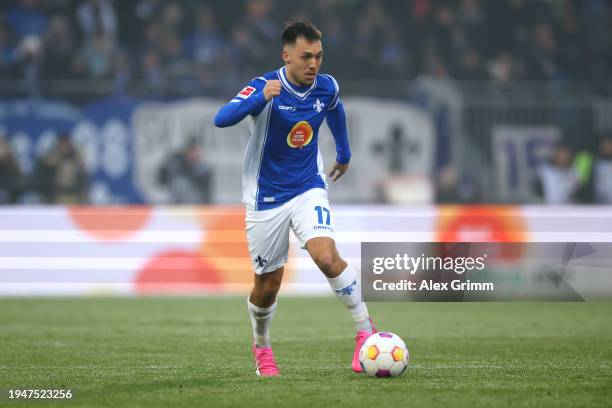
left=372, top=279, right=495, bottom=292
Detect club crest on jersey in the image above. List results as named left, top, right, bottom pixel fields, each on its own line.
left=287, top=121, right=313, bottom=148
left=313, top=98, right=325, bottom=113
left=237, top=86, right=256, bottom=99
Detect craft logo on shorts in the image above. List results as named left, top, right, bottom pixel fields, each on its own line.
left=287, top=121, right=313, bottom=148
left=237, top=86, right=256, bottom=99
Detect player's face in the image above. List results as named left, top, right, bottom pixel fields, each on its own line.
left=283, top=37, right=323, bottom=86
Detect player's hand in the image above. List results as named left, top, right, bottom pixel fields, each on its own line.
left=263, top=80, right=281, bottom=101
left=328, top=161, right=349, bottom=182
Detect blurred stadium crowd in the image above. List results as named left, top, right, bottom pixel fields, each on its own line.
left=1, top=0, right=612, bottom=97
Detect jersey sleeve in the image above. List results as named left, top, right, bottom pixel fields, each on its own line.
left=213, top=77, right=269, bottom=128
left=326, top=74, right=341, bottom=110
left=326, top=99, right=351, bottom=164
left=324, top=75, right=350, bottom=163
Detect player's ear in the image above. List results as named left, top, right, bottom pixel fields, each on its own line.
left=282, top=48, right=289, bottom=64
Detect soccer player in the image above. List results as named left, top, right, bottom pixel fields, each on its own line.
left=214, top=21, right=375, bottom=377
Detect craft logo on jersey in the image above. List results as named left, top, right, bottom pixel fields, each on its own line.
left=237, top=86, right=256, bottom=99
left=313, top=98, right=325, bottom=113
left=287, top=120, right=313, bottom=148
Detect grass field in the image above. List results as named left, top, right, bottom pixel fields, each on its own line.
left=0, top=297, right=611, bottom=407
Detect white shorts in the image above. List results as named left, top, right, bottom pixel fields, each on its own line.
left=245, top=188, right=335, bottom=274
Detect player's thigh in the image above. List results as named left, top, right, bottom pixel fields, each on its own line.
left=290, top=188, right=336, bottom=248
left=246, top=205, right=291, bottom=274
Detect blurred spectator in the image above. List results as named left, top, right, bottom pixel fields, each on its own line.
left=134, top=0, right=162, bottom=23
left=158, top=139, right=213, bottom=204
left=535, top=144, right=579, bottom=204
left=79, top=33, right=115, bottom=78
left=488, top=51, right=522, bottom=83
left=316, top=15, right=348, bottom=75
left=455, top=47, right=486, bottom=80
left=435, top=165, right=477, bottom=204
left=42, top=14, right=76, bottom=79
left=77, top=0, right=117, bottom=41
left=572, top=149, right=595, bottom=203
left=0, top=136, right=23, bottom=203
left=487, top=0, right=531, bottom=55
left=142, top=20, right=163, bottom=51
left=158, top=1, right=186, bottom=38
left=430, top=4, right=456, bottom=62
left=457, top=0, right=485, bottom=46
left=557, top=2, right=586, bottom=80
left=526, top=22, right=562, bottom=81
left=226, top=25, right=259, bottom=78
left=184, top=6, right=226, bottom=66
left=0, top=23, right=16, bottom=76
left=141, top=48, right=165, bottom=93
left=112, top=50, right=131, bottom=94
left=593, top=137, right=612, bottom=204
left=377, top=27, right=410, bottom=78
left=411, top=50, right=461, bottom=169
left=118, top=0, right=162, bottom=48
left=69, top=52, right=88, bottom=80
left=159, top=33, right=193, bottom=92
left=183, top=5, right=229, bottom=96
left=239, top=0, right=278, bottom=72
left=14, top=35, right=43, bottom=95
left=32, top=135, right=88, bottom=204
left=435, top=165, right=461, bottom=203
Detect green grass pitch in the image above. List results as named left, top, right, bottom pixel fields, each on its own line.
left=1, top=297, right=611, bottom=407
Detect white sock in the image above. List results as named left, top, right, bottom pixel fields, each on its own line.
left=247, top=299, right=276, bottom=348
left=327, top=264, right=373, bottom=332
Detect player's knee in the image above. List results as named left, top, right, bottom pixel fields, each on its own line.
left=260, top=288, right=277, bottom=305
left=261, top=278, right=281, bottom=300
left=264, top=277, right=281, bottom=293
left=251, top=285, right=279, bottom=306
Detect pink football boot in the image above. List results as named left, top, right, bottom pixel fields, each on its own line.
left=252, top=345, right=280, bottom=377
left=352, top=317, right=377, bottom=373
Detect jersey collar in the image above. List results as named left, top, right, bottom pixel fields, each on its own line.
left=278, top=66, right=317, bottom=100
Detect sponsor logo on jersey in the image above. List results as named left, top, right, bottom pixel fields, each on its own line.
left=237, top=86, right=256, bottom=99
left=313, top=98, right=325, bottom=113
left=279, top=105, right=296, bottom=111
left=287, top=121, right=313, bottom=148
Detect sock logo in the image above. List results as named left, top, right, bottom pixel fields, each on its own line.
left=255, top=256, right=268, bottom=268
left=335, top=280, right=357, bottom=296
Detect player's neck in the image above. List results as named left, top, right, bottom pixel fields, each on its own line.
left=284, top=66, right=309, bottom=88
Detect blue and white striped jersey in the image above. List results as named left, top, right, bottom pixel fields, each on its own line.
left=215, top=66, right=350, bottom=210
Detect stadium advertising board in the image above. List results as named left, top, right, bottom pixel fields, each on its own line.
left=1, top=205, right=610, bottom=299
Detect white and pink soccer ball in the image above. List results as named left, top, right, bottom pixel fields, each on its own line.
left=359, top=332, right=409, bottom=377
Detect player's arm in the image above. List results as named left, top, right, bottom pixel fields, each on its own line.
left=326, top=100, right=351, bottom=181
left=213, top=79, right=281, bottom=128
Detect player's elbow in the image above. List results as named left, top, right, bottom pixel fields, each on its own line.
left=213, top=111, right=229, bottom=128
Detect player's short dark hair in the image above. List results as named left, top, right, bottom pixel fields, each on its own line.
left=282, top=21, right=322, bottom=45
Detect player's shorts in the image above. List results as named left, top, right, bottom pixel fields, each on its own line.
left=245, top=188, right=336, bottom=274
